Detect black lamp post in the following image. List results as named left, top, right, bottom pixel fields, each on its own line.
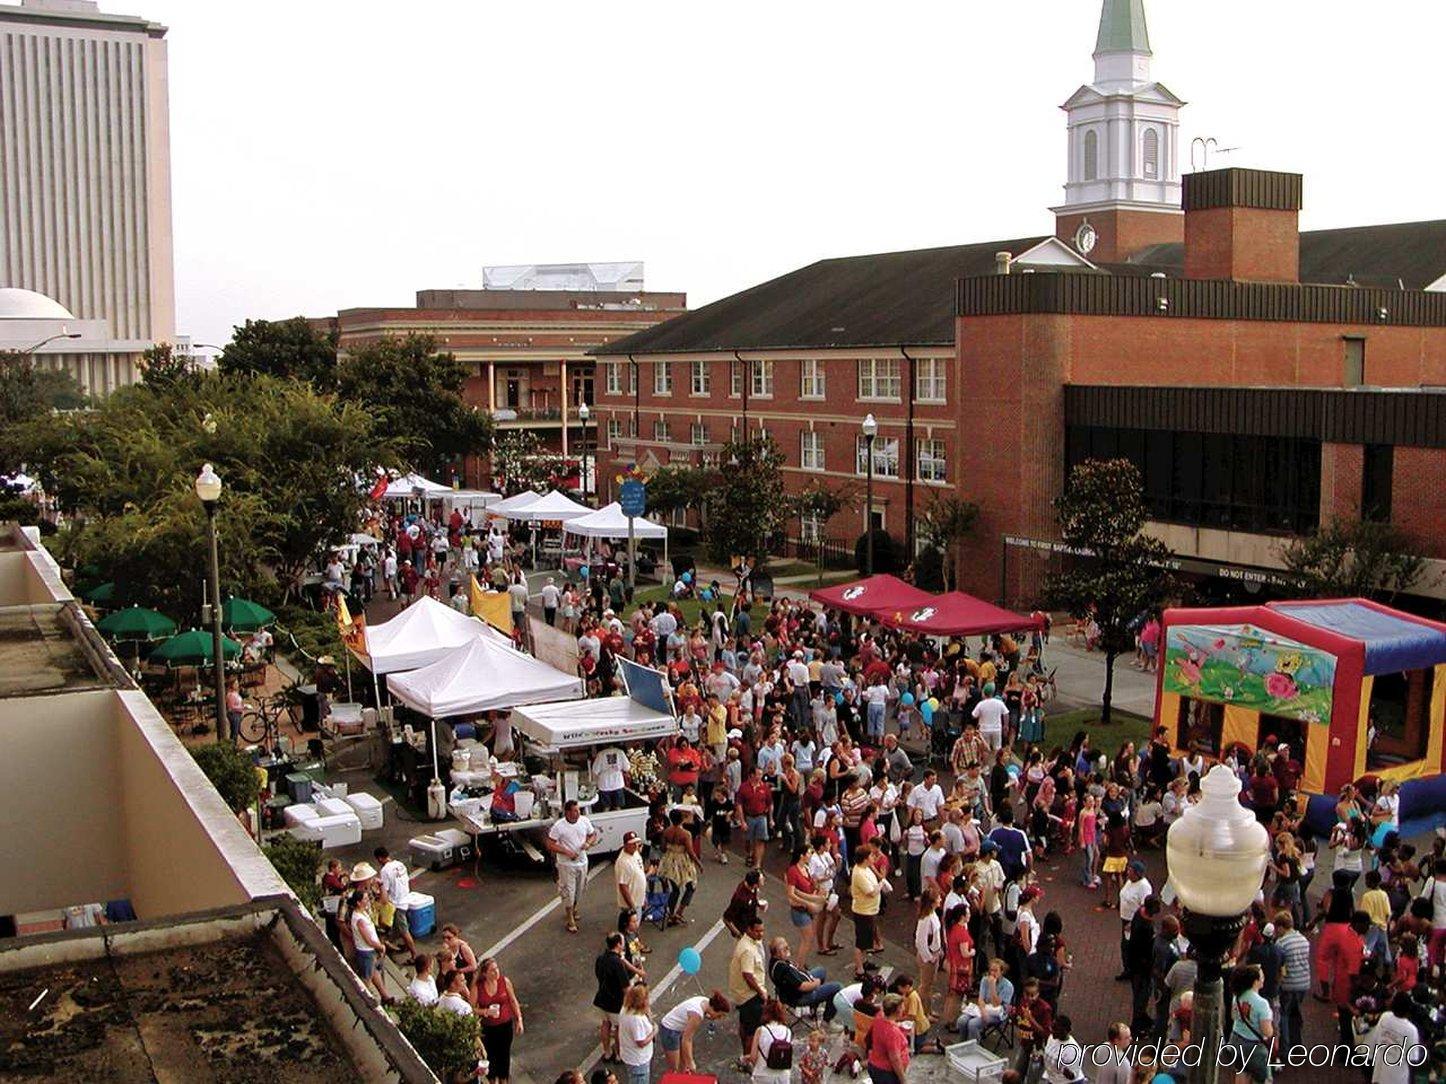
left=194, top=464, right=228, bottom=741
left=861, top=413, right=878, bottom=575
left=578, top=401, right=591, bottom=499
left=1166, top=764, right=1270, bottom=1084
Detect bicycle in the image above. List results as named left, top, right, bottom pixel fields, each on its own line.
left=239, top=690, right=303, bottom=748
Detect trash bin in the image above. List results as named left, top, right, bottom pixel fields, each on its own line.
left=285, top=772, right=313, bottom=805
left=297, top=684, right=320, bottom=732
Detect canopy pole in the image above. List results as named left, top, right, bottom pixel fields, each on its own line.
left=343, top=649, right=353, bottom=702
left=371, top=666, right=382, bottom=711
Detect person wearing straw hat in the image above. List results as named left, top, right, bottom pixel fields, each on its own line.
left=345, top=863, right=393, bottom=1004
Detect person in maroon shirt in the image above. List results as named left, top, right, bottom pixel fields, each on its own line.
left=736, top=766, right=774, bottom=869
left=1248, top=765, right=1280, bottom=824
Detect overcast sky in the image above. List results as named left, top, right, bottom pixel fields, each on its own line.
left=125, top=0, right=1446, bottom=347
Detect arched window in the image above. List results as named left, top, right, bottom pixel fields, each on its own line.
left=1083, top=130, right=1099, bottom=182
left=1143, top=128, right=1159, bottom=179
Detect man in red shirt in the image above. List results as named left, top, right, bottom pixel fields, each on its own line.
left=735, top=766, right=774, bottom=870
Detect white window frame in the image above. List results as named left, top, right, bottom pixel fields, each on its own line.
left=917, top=438, right=947, bottom=483
left=857, top=357, right=901, bottom=401
left=855, top=435, right=900, bottom=478
left=800, top=358, right=825, bottom=399
left=606, top=418, right=622, bottom=446
left=915, top=357, right=947, bottom=403
left=626, top=414, right=637, bottom=437
left=653, top=362, right=673, bottom=396
left=653, top=418, right=671, bottom=442
left=628, top=363, right=637, bottom=395
left=690, top=360, right=710, bottom=396
left=605, top=362, right=623, bottom=396
left=691, top=421, right=708, bottom=446
left=730, top=361, right=742, bottom=398
left=800, top=430, right=824, bottom=471
left=751, top=359, right=774, bottom=398
left=800, top=512, right=823, bottom=544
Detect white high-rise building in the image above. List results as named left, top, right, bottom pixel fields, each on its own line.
left=0, top=0, right=175, bottom=393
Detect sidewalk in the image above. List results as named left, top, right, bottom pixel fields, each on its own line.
left=1043, top=639, right=1159, bottom=717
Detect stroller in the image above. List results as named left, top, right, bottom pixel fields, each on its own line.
left=642, top=873, right=671, bottom=931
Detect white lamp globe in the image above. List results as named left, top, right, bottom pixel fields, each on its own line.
left=1165, top=763, right=1269, bottom=917
left=194, top=463, right=222, bottom=504
left=861, top=413, right=878, bottom=439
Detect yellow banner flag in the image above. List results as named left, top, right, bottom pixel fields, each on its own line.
left=336, top=594, right=366, bottom=653
left=469, top=574, right=513, bottom=635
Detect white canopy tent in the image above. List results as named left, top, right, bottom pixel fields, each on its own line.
left=498, top=490, right=593, bottom=522
left=349, top=595, right=511, bottom=676
left=383, top=473, right=452, bottom=500
left=510, top=696, right=679, bottom=752
left=388, top=636, right=583, bottom=719
left=388, top=636, right=584, bottom=794
left=486, top=490, right=544, bottom=519
left=564, top=501, right=668, bottom=541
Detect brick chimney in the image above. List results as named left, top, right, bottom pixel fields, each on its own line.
left=1183, top=167, right=1302, bottom=282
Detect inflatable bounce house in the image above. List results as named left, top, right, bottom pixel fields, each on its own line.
left=1154, top=598, right=1446, bottom=836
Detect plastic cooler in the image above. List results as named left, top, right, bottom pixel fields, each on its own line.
left=409, top=827, right=472, bottom=870
left=401, top=891, right=436, bottom=937
left=344, top=792, right=384, bottom=831
left=315, top=796, right=352, bottom=818
left=282, top=803, right=319, bottom=829
left=945, top=1041, right=1006, bottom=1084
left=295, top=813, right=362, bottom=848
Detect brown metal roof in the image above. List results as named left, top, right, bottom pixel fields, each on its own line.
left=593, top=237, right=1049, bottom=355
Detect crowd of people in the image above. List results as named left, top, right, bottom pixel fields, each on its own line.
left=321, top=506, right=1445, bottom=1083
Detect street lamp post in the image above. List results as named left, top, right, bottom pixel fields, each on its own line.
left=1166, top=764, right=1270, bottom=1084
left=194, top=464, right=228, bottom=741
left=22, top=329, right=82, bottom=355
left=861, top=413, right=878, bottom=575
left=578, top=401, right=591, bottom=499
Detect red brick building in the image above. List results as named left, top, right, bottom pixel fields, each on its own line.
left=329, top=273, right=686, bottom=489
left=593, top=0, right=1446, bottom=611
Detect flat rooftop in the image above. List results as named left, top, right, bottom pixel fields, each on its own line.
left=0, top=602, right=119, bottom=699
left=0, top=901, right=433, bottom=1082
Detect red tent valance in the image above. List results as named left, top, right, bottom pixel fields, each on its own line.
left=809, top=574, right=934, bottom=617
left=874, top=591, right=1043, bottom=637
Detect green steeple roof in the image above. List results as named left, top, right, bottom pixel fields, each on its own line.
left=1095, top=0, right=1151, bottom=55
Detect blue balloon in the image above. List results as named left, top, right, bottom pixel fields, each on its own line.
left=1006, top=763, right=1021, bottom=778
left=834, top=692, right=845, bottom=705
left=682, top=571, right=693, bottom=583
left=900, top=692, right=915, bottom=707
left=920, top=701, right=935, bottom=724
left=678, top=947, right=702, bottom=975
left=579, top=564, right=590, bottom=579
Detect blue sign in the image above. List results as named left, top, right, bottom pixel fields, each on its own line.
left=619, top=479, right=646, bottom=517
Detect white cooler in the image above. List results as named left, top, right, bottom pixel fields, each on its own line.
left=344, top=792, right=385, bottom=831
left=409, top=827, right=473, bottom=870
left=449, top=768, right=489, bottom=788
left=316, top=797, right=352, bottom=818
left=282, top=803, right=319, bottom=828
left=293, top=813, right=362, bottom=848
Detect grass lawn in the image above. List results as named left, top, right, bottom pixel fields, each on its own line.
left=1040, top=706, right=1155, bottom=755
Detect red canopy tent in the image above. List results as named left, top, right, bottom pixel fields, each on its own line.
left=873, top=591, right=1043, bottom=637
left=809, top=574, right=934, bottom=617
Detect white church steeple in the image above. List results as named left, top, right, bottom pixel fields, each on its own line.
left=1055, top=0, right=1184, bottom=227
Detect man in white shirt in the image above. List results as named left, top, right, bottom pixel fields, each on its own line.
left=972, top=684, right=1009, bottom=752
left=541, top=577, right=561, bottom=625
left=906, top=769, right=947, bottom=827
left=614, top=831, right=650, bottom=947
left=1117, top=861, right=1153, bottom=981
left=650, top=606, right=678, bottom=641
left=546, top=799, right=599, bottom=933
left=1042, top=1014, right=1087, bottom=1084
left=450, top=584, right=470, bottom=614
left=592, top=746, right=629, bottom=811
left=373, top=846, right=416, bottom=955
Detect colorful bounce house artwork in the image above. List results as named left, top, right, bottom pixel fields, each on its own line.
left=1154, top=598, right=1446, bottom=835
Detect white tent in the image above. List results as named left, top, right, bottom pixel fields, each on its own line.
left=510, top=696, right=679, bottom=751
left=486, top=490, right=543, bottom=519
left=499, top=489, right=593, bottom=522
left=387, top=636, right=583, bottom=719
left=383, top=472, right=452, bottom=500
left=563, top=501, right=668, bottom=541
left=351, top=595, right=510, bottom=675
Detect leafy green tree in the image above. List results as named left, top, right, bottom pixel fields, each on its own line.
left=218, top=317, right=339, bottom=389
left=704, top=436, right=786, bottom=566
left=15, top=372, right=397, bottom=616
left=1278, top=518, right=1426, bottom=602
left=337, top=334, right=492, bottom=481
left=263, top=834, right=323, bottom=911
left=1044, top=458, right=1175, bottom=723
left=393, top=1000, right=482, bottom=1079
left=192, top=741, right=262, bottom=811
left=0, top=350, right=87, bottom=428
left=917, top=494, right=980, bottom=591
left=491, top=428, right=567, bottom=494
left=138, top=341, right=197, bottom=388
left=644, top=464, right=716, bottom=518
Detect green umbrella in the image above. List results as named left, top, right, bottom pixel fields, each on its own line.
left=222, top=596, right=276, bottom=633
left=96, top=606, right=176, bottom=642
left=79, top=581, right=115, bottom=604
left=150, top=629, right=242, bottom=667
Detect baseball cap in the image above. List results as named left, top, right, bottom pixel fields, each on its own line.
left=1261, top=923, right=1276, bottom=939
left=1021, top=886, right=1043, bottom=903
left=622, top=831, right=640, bottom=846
left=980, top=840, right=998, bottom=854
left=1128, top=859, right=1147, bottom=874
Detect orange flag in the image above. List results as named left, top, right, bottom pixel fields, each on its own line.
left=336, top=594, right=367, bottom=653
left=469, top=574, right=513, bottom=635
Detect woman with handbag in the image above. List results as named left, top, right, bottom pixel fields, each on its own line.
left=785, top=845, right=827, bottom=965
